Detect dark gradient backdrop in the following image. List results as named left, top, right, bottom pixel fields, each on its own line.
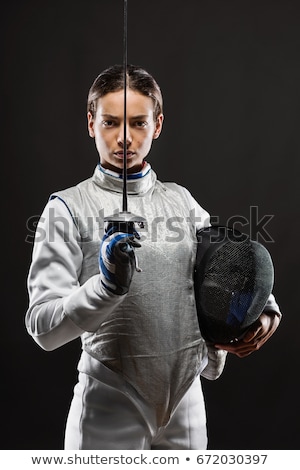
left=2, top=0, right=299, bottom=450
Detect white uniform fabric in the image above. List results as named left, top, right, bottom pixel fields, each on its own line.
left=26, top=163, right=280, bottom=449
left=64, top=351, right=208, bottom=450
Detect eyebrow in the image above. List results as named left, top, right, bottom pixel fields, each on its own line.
left=101, top=113, right=149, bottom=119
left=101, top=114, right=117, bottom=119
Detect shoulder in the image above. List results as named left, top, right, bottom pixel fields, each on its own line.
left=157, top=180, right=197, bottom=206
left=156, top=180, right=188, bottom=196
left=157, top=180, right=210, bottom=230
left=49, top=174, right=95, bottom=213
left=50, top=175, right=93, bottom=200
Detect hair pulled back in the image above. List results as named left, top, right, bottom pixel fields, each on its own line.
left=87, top=64, right=163, bottom=120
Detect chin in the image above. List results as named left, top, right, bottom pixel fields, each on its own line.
left=127, top=159, right=145, bottom=172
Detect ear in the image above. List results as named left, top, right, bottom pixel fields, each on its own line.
left=153, top=113, right=164, bottom=140
left=87, top=112, right=95, bottom=138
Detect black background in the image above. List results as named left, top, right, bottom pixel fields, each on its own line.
left=2, top=0, right=299, bottom=450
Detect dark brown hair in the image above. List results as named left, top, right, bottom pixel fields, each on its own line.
left=87, top=64, right=163, bottom=120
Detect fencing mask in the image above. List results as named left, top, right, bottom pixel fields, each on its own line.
left=194, top=226, right=274, bottom=344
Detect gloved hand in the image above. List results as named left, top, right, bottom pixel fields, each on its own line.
left=99, top=222, right=141, bottom=295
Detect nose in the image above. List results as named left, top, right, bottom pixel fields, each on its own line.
left=117, top=122, right=132, bottom=147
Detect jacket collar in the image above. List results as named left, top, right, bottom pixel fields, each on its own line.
left=92, top=162, right=157, bottom=195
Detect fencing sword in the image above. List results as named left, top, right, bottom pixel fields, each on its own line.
left=103, top=0, right=146, bottom=268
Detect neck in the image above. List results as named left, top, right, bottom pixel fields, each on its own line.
left=99, top=161, right=150, bottom=180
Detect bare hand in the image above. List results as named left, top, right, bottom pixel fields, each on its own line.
left=215, top=311, right=281, bottom=358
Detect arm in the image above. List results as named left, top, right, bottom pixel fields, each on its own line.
left=181, top=187, right=229, bottom=379
left=25, top=198, right=125, bottom=351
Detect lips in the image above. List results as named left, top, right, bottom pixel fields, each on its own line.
left=115, top=151, right=134, bottom=158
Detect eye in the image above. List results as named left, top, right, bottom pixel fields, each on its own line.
left=102, top=120, right=116, bottom=128
left=134, top=121, right=147, bottom=128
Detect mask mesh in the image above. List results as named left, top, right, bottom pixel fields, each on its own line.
left=194, top=227, right=273, bottom=344
left=201, top=241, right=254, bottom=322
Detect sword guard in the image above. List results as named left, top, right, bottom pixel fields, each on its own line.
left=104, top=211, right=146, bottom=231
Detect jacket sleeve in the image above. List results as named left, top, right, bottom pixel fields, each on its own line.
left=25, top=198, right=125, bottom=351
left=263, top=293, right=282, bottom=318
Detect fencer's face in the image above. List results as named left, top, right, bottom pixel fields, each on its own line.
left=88, top=90, right=163, bottom=174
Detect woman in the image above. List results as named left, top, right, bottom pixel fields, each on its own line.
left=26, top=64, right=281, bottom=450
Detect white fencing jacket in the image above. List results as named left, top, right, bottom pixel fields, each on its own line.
left=26, top=163, right=280, bottom=426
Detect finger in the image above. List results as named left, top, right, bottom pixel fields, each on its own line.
left=216, top=337, right=261, bottom=354
left=128, top=239, right=142, bottom=248
left=117, top=238, right=141, bottom=251
left=242, top=327, right=260, bottom=342
left=216, top=343, right=257, bottom=357
left=119, top=242, right=134, bottom=253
